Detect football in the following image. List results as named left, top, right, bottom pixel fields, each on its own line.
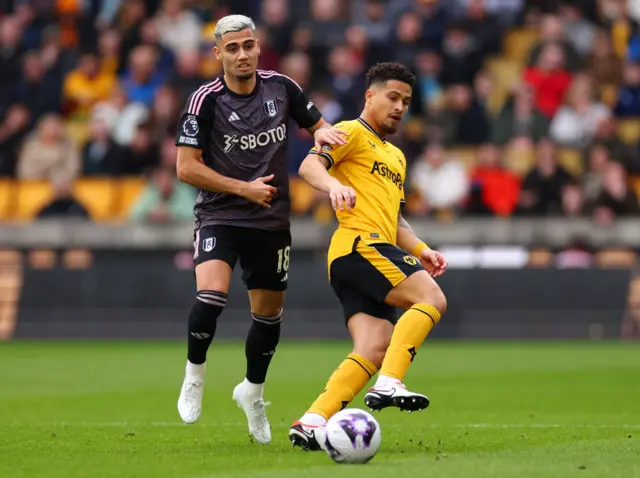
left=324, top=408, right=381, bottom=464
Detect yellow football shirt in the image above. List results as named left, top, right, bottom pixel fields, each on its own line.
left=310, top=118, right=407, bottom=265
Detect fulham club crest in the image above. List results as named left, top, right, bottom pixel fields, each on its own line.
left=264, top=100, right=278, bottom=118
left=202, top=237, right=216, bottom=252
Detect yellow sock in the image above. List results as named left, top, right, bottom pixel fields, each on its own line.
left=379, top=304, right=441, bottom=381
left=307, top=353, right=377, bottom=419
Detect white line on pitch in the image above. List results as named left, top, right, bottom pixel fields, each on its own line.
left=5, top=422, right=640, bottom=429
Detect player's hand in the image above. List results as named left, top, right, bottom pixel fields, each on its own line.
left=243, top=174, right=277, bottom=209
left=418, top=248, right=448, bottom=278
left=328, top=183, right=356, bottom=211
left=314, top=127, right=349, bottom=152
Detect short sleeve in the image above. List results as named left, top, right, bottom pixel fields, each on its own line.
left=308, top=122, right=356, bottom=169
left=281, top=76, right=323, bottom=129
left=175, top=89, right=216, bottom=149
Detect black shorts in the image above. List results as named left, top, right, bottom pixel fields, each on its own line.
left=329, top=237, right=423, bottom=324
left=193, top=225, right=291, bottom=291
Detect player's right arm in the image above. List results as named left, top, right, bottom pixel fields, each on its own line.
left=176, top=148, right=276, bottom=209
left=298, top=123, right=356, bottom=210
left=175, top=91, right=276, bottom=208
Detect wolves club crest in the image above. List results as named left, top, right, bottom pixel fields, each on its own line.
left=264, top=100, right=278, bottom=118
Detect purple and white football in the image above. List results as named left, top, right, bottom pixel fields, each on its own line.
left=325, top=408, right=381, bottom=464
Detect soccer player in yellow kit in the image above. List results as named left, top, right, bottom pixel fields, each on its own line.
left=289, top=63, right=449, bottom=451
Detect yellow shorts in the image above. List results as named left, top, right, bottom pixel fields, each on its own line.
left=329, top=236, right=423, bottom=323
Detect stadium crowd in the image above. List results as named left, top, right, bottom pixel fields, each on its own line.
left=1, top=0, right=640, bottom=224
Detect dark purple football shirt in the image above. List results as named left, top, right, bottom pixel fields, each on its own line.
left=175, top=70, right=322, bottom=231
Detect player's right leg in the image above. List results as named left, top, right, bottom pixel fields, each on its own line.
left=178, top=226, right=238, bottom=424
left=290, top=270, right=394, bottom=451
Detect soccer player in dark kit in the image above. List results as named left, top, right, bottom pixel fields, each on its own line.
left=174, top=15, right=346, bottom=444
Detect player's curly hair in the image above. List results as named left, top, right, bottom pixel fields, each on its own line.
left=365, top=62, right=416, bottom=89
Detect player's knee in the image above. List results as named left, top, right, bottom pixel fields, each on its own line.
left=413, top=285, right=447, bottom=315
left=428, top=287, right=447, bottom=315
left=251, top=308, right=283, bottom=326
left=192, top=290, right=228, bottom=328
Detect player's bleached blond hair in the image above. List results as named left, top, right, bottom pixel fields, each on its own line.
left=214, top=15, right=256, bottom=42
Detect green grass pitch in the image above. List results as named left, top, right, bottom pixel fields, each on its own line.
left=1, top=341, right=639, bottom=478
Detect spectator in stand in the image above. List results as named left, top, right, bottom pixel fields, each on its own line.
left=352, top=0, right=392, bottom=47
left=0, top=17, right=25, bottom=112
left=523, top=42, right=573, bottom=118
left=17, top=113, right=80, bottom=184
left=440, top=22, right=483, bottom=86
left=599, top=0, right=639, bottom=59
left=81, top=117, right=124, bottom=176
left=13, top=50, right=62, bottom=121
left=527, top=14, right=582, bottom=71
left=592, top=116, right=640, bottom=173
left=464, top=0, right=503, bottom=57
left=310, top=89, right=343, bottom=125
left=98, top=29, right=122, bottom=76
left=154, top=0, right=202, bottom=56
left=148, top=85, right=179, bottom=143
left=36, top=181, right=90, bottom=219
left=592, top=161, right=640, bottom=223
left=255, top=25, right=281, bottom=72
left=39, top=24, right=78, bottom=82
left=259, top=0, right=293, bottom=55
left=62, top=51, right=116, bottom=117
left=326, top=45, right=365, bottom=120
left=303, top=0, right=349, bottom=78
left=0, top=104, right=31, bottom=177
left=138, top=19, right=176, bottom=75
left=129, top=166, right=195, bottom=223
left=414, top=0, right=448, bottom=49
left=414, top=50, right=443, bottom=113
left=559, top=1, right=597, bottom=57
left=442, top=84, right=490, bottom=145
left=469, top=144, right=521, bottom=216
left=517, top=138, right=571, bottom=215
left=550, top=73, right=610, bottom=148
left=410, top=143, right=469, bottom=215
left=117, top=0, right=147, bottom=72
left=582, top=142, right=611, bottom=202
left=120, top=45, right=164, bottom=107
left=168, top=49, right=204, bottom=106
left=614, top=61, right=640, bottom=117
left=394, top=11, right=426, bottom=67
left=560, top=179, right=587, bottom=217
left=118, top=122, right=159, bottom=175
left=587, top=29, right=623, bottom=87
left=447, top=0, right=524, bottom=27
left=281, top=52, right=316, bottom=174
left=92, top=85, right=148, bottom=146
left=492, top=83, right=549, bottom=146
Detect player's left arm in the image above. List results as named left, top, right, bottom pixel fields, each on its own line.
left=397, top=212, right=448, bottom=278
left=280, top=76, right=348, bottom=150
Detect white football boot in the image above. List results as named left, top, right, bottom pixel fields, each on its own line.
left=289, top=420, right=327, bottom=451
left=364, top=383, right=430, bottom=413
left=232, top=381, right=271, bottom=444
left=178, top=379, right=204, bottom=424
left=177, top=362, right=205, bottom=424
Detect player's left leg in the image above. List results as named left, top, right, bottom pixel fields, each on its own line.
left=365, top=269, right=446, bottom=412
left=232, top=229, right=291, bottom=444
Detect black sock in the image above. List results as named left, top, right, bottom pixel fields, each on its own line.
left=187, top=290, right=227, bottom=365
left=245, top=310, right=282, bottom=384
